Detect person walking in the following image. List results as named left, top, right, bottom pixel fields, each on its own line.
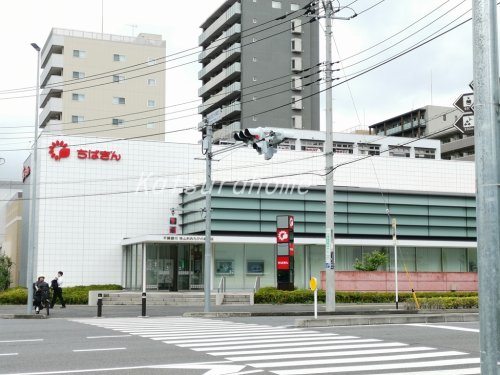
left=50, top=271, right=66, bottom=308
left=33, top=276, right=50, bottom=314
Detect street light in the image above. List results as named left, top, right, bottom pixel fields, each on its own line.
left=26, top=42, right=40, bottom=314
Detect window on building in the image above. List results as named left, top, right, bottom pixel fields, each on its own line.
left=113, top=54, right=126, bottom=62
left=252, top=116, right=258, bottom=122
left=252, top=57, right=257, bottom=62
left=301, top=139, right=324, bottom=152
left=252, top=18, right=257, bottom=23
left=415, top=147, right=436, bottom=159
left=443, top=114, right=447, bottom=121
left=147, top=78, right=157, bottom=86
left=147, top=121, right=156, bottom=129
left=147, top=99, right=156, bottom=107
left=333, top=142, right=354, bottom=154
left=113, top=97, right=126, bottom=105
left=272, top=1, right=282, bottom=8
left=73, top=50, right=86, bottom=58
left=72, top=93, right=85, bottom=101
left=147, top=57, right=157, bottom=65
left=291, top=3, right=300, bottom=11
left=277, top=139, right=296, bottom=150
left=252, top=37, right=257, bottom=43
left=252, top=76, right=257, bottom=82
left=72, top=115, right=84, bottom=123
left=72, top=71, right=85, bottom=79
left=113, top=75, right=125, bottom=83
left=112, top=118, right=125, bottom=126
left=389, top=146, right=411, bottom=158
left=358, top=143, right=380, bottom=156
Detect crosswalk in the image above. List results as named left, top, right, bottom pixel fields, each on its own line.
left=73, top=317, right=480, bottom=374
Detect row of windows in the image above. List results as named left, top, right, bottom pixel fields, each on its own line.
left=71, top=93, right=157, bottom=107
left=73, top=49, right=158, bottom=65
left=268, top=1, right=301, bottom=11
left=72, top=71, right=157, bottom=86
left=72, top=115, right=157, bottom=129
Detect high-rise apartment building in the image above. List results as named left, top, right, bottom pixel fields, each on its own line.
left=198, top=0, right=320, bottom=142
left=39, top=28, right=166, bottom=141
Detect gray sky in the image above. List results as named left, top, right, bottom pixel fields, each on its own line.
left=0, top=0, right=474, bottom=180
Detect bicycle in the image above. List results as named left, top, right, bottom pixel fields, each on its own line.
left=34, top=289, right=50, bottom=316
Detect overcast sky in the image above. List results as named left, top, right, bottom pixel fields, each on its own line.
left=0, top=0, right=475, bottom=180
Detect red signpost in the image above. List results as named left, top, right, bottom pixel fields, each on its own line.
left=276, top=215, right=294, bottom=290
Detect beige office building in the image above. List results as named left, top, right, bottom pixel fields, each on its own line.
left=39, top=28, right=166, bottom=140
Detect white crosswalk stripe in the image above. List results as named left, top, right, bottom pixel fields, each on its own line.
left=73, top=317, right=480, bottom=374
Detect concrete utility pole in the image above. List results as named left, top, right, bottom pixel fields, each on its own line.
left=27, top=43, right=41, bottom=314
left=324, top=0, right=336, bottom=312
left=203, top=122, right=213, bottom=313
left=472, top=1, right=500, bottom=373
left=322, top=0, right=355, bottom=312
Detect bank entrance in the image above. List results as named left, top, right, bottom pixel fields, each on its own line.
left=124, top=241, right=204, bottom=291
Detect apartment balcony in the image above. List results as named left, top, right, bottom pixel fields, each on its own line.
left=40, top=75, right=63, bottom=107
left=213, top=121, right=241, bottom=143
left=43, top=120, right=63, bottom=133
left=441, top=135, right=475, bottom=154
left=199, top=1, right=241, bottom=47
left=41, top=33, right=64, bottom=68
left=199, top=43, right=241, bottom=80
left=40, top=53, right=64, bottom=87
left=220, top=101, right=241, bottom=120
left=198, top=62, right=241, bottom=97
left=199, top=23, right=241, bottom=64
left=198, top=82, right=241, bottom=115
left=39, top=97, right=63, bottom=128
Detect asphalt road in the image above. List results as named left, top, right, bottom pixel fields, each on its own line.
left=0, top=316, right=480, bottom=375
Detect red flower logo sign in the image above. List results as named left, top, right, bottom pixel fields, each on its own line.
left=49, top=140, right=71, bottom=161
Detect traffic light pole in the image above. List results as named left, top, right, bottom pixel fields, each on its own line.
left=204, top=123, right=213, bottom=313
left=324, top=0, right=336, bottom=312
left=472, top=1, right=500, bottom=372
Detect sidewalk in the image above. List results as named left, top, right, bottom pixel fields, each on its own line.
left=0, top=303, right=478, bottom=326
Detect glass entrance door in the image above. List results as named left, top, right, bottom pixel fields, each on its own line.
left=190, top=244, right=204, bottom=289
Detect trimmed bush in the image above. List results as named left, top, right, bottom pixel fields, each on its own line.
left=405, top=296, right=478, bottom=310
left=0, top=284, right=123, bottom=305
left=254, top=287, right=478, bottom=306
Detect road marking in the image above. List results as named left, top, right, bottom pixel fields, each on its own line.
left=250, top=350, right=466, bottom=368
left=0, top=339, right=43, bottom=343
left=207, top=341, right=407, bottom=356
left=162, top=333, right=340, bottom=344
left=377, top=368, right=481, bottom=374
left=407, top=323, right=479, bottom=332
left=226, top=346, right=434, bottom=361
left=86, top=335, right=131, bottom=339
left=0, top=353, right=18, bottom=356
left=72, top=347, right=126, bottom=352
left=272, top=358, right=480, bottom=375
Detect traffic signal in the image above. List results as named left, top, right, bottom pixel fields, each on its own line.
left=233, top=127, right=290, bottom=160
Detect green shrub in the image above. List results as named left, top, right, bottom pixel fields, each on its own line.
left=405, top=296, right=478, bottom=310
left=0, top=284, right=123, bottom=305
left=254, top=287, right=478, bottom=305
left=0, top=255, right=13, bottom=291
left=353, top=250, right=388, bottom=271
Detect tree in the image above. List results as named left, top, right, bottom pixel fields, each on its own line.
left=0, top=254, right=13, bottom=291
left=353, top=250, right=388, bottom=271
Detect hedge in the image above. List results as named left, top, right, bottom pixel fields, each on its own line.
left=0, top=285, right=123, bottom=305
left=254, top=287, right=478, bottom=308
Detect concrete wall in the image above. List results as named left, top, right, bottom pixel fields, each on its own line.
left=320, top=271, right=478, bottom=292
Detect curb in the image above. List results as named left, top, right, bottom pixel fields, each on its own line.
left=295, top=312, right=479, bottom=327
left=0, top=314, right=48, bottom=319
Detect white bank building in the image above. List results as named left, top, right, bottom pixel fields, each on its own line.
left=17, top=133, right=477, bottom=291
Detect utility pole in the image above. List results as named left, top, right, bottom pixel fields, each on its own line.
left=472, top=0, right=500, bottom=373
left=322, top=0, right=355, bottom=312
left=324, top=0, right=336, bottom=312
left=27, top=43, right=41, bottom=314
left=203, top=121, right=213, bottom=313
